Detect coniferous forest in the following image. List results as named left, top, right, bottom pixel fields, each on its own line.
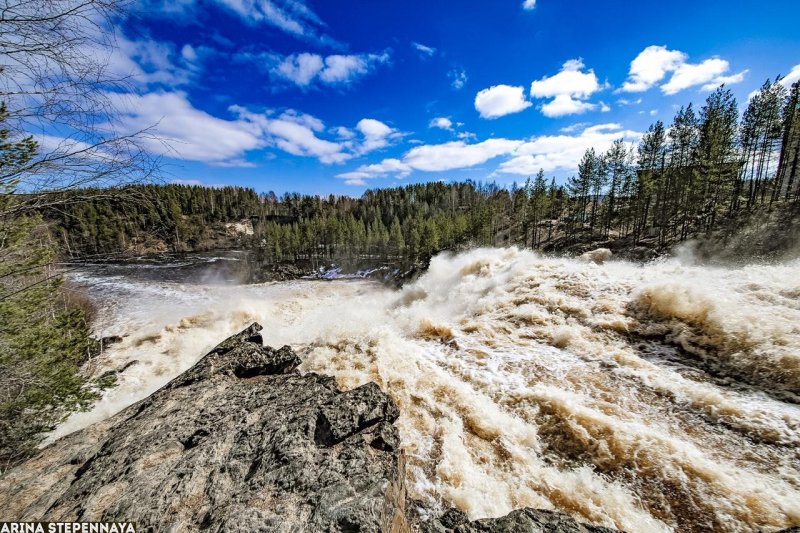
left=47, top=82, right=800, bottom=265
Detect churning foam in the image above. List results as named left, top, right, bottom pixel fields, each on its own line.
left=52, top=249, right=800, bottom=532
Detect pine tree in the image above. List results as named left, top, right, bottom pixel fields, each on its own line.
left=636, top=121, right=667, bottom=240
left=776, top=81, right=800, bottom=201
left=695, top=86, right=739, bottom=231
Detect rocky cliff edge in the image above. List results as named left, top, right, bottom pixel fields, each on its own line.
left=0, top=323, right=620, bottom=532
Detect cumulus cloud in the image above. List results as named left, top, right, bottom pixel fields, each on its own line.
left=412, top=42, right=436, bottom=57
left=449, top=68, right=468, bottom=90
left=429, top=117, right=454, bottom=130
left=475, top=85, right=532, bottom=119
left=355, top=118, right=400, bottom=154
left=530, top=59, right=602, bottom=99
left=541, top=95, right=597, bottom=117
left=529, top=59, right=604, bottom=117
left=661, top=58, right=730, bottom=95
left=497, top=123, right=641, bottom=175
left=621, top=45, right=747, bottom=94
left=273, top=52, right=389, bottom=88
left=522, top=0, right=536, bottom=10
left=620, top=45, right=686, bottom=92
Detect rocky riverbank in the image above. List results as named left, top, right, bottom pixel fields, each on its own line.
left=0, top=323, right=620, bottom=532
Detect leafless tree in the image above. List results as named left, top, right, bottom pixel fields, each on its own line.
left=1, top=0, right=159, bottom=216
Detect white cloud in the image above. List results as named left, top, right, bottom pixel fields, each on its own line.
left=522, top=0, right=536, bottom=10
left=140, top=0, right=339, bottom=46
left=412, top=42, right=436, bottom=56
left=405, top=138, right=523, bottom=171
left=620, top=45, right=686, bottom=92
left=212, top=0, right=338, bottom=46
left=780, top=64, right=800, bottom=88
left=530, top=59, right=602, bottom=99
left=528, top=59, right=605, bottom=117
left=336, top=123, right=645, bottom=185
left=180, top=44, right=198, bottom=62
left=429, top=117, right=454, bottom=130
left=110, top=91, right=398, bottom=166
left=273, top=52, right=389, bottom=88
left=355, top=118, right=399, bottom=154
left=661, top=58, right=730, bottom=95
left=475, top=85, right=532, bottom=119
left=333, top=126, right=355, bottom=139
left=275, top=53, right=324, bottom=86
left=449, top=68, right=468, bottom=90
left=356, top=118, right=391, bottom=139
left=621, top=45, right=747, bottom=95
left=337, top=158, right=411, bottom=185
left=263, top=114, right=349, bottom=163
left=700, top=70, right=749, bottom=92
left=498, top=123, right=641, bottom=175
left=110, top=92, right=266, bottom=165
left=560, top=122, right=589, bottom=133
left=338, top=138, right=523, bottom=184
left=105, top=36, right=195, bottom=87
left=541, top=95, right=597, bottom=117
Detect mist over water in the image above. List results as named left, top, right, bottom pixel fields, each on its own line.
left=53, top=249, right=800, bottom=532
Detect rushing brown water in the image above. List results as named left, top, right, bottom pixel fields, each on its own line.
left=53, top=249, right=800, bottom=532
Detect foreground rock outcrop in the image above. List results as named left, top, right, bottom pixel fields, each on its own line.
left=0, top=323, right=621, bottom=532
left=0, top=323, right=407, bottom=532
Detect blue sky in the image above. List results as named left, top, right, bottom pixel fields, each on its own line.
left=106, top=0, right=800, bottom=195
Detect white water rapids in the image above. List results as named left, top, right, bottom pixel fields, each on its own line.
left=52, top=248, right=800, bottom=532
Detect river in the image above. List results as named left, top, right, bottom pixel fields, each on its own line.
left=51, top=248, right=800, bottom=532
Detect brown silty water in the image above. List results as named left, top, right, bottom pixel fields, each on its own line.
left=53, top=248, right=800, bottom=532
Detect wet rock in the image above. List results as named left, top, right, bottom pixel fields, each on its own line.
left=422, top=507, right=470, bottom=531
left=425, top=507, right=617, bottom=533
left=100, top=335, right=124, bottom=347
left=315, top=382, right=400, bottom=446
left=116, top=360, right=139, bottom=373
left=221, top=342, right=302, bottom=378
left=86, top=335, right=125, bottom=359
left=256, top=262, right=308, bottom=282
left=0, top=323, right=407, bottom=533
left=580, top=248, right=613, bottom=264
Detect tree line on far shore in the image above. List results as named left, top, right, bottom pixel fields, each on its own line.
left=47, top=80, right=800, bottom=265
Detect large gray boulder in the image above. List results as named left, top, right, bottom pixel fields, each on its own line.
left=0, top=323, right=408, bottom=532
left=422, top=507, right=618, bottom=533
